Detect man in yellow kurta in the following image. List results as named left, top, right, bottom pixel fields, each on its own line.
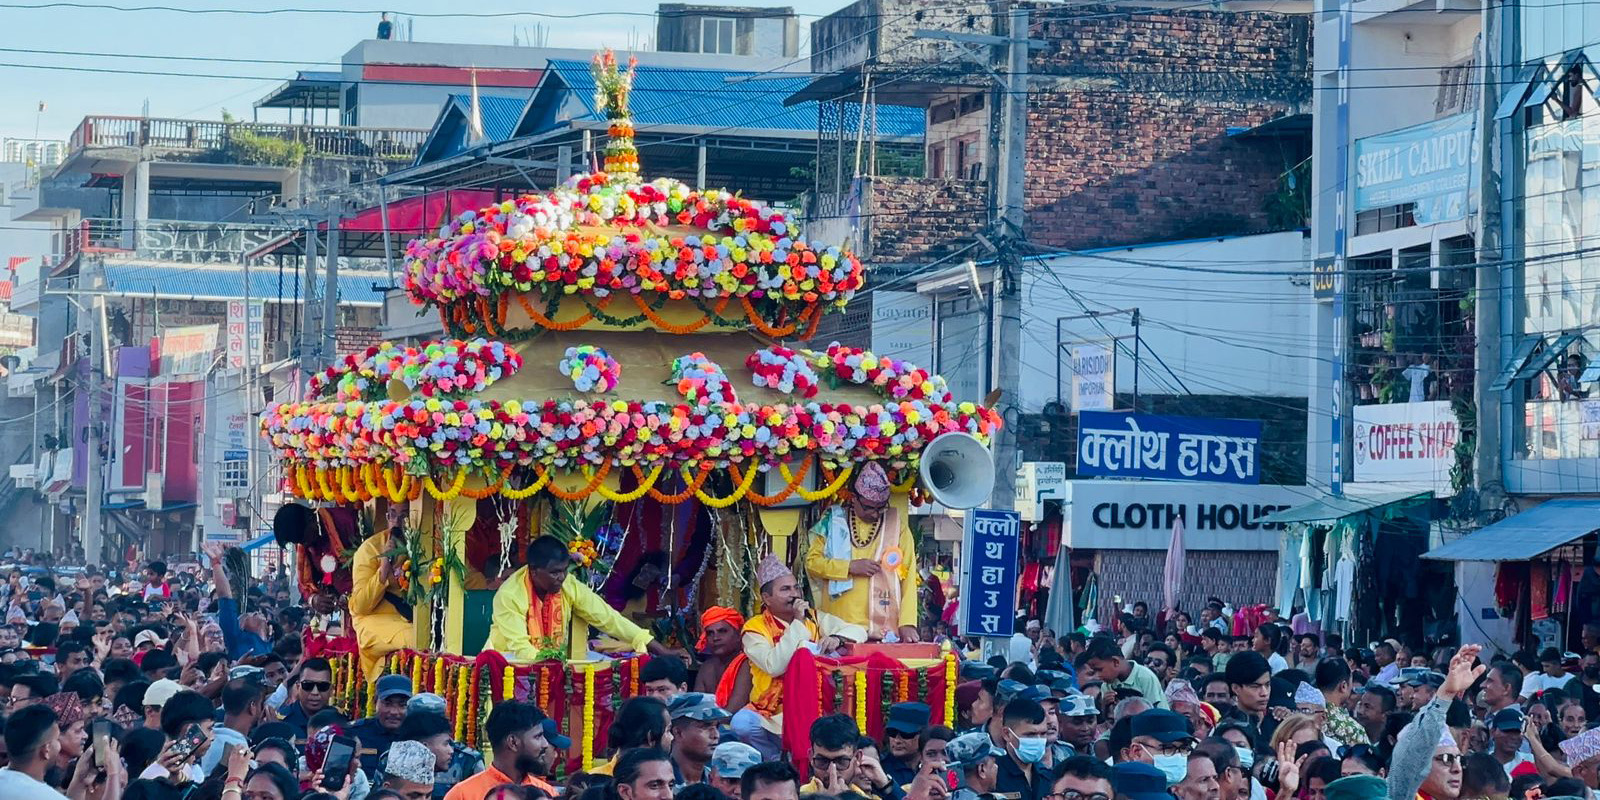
left=804, top=461, right=920, bottom=643
left=350, top=504, right=417, bottom=683
left=489, top=534, right=677, bottom=662
left=731, top=554, right=867, bottom=761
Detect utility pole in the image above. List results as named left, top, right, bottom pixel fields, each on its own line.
left=322, top=209, right=340, bottom=362
left=916, top=5, right=1040, bottom=511
left=299, top=220, right=320, bottom=377
left=82, top=263, right=104, bottom=565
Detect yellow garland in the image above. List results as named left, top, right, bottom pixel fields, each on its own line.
left=504, top=665, right=515, bottom=701
left=854, top=669, right=868, bottom=733
left=582, top=665, right=597, bottom=771
left=892, top=470, right=917, bottom=494
left=944, top=651, right=957, bottom=728
left=590, top=464, right=663, bottom=503
left=689, top=461, right=761, bottom=508
left=783, top=462, right=855, bottom=502
left=424, top=468, right=468, bottom=500
left=295, top=465, right=315, bottom=499
left=455, top=666, right=469, bottom=741
left=363, top=463, right=385, bottom=501
left=340, top=467, right=364, bottom=503
left=314, top=467, right=335, bottom=501
left=501, top=466, right=553, bottom=500
left=434, top=658, right=444, bottom=695
left=412, top=656, right=423, bottom=696
left=383, top=467, right=412, bottom=503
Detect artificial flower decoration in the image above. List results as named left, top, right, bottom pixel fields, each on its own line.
left=558, top=345, right=622, bottom=393
left=592, top=49, right=640, bottom=177
left=670, top=352, right=737, bottom=405
left=746, top=345, right=820, bottom=398
left=308, top=339, right=523, bottom=402
left=400, top=175, right=865, bottom=323
left=816, top=343, right=953, bottom=403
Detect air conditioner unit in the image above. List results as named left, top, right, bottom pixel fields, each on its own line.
left=9, top=464, right=35, bottom=488
left=144, top=471, right=165, bottom=511
left=759, top=463, right=816, bottom=509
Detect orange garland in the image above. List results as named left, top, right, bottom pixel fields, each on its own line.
left=740, top=297, right=799, bottom=336
left=460, top=467, right=510, bottom=499
left=637, top=463, right=711, bottom=503
left=537, top=462, right=611, bottom=501
left=516, top=292, right=597, bottom=331
left=729, top=458, right=811, bottom=506
left=628, top=294, right=730, bottom=334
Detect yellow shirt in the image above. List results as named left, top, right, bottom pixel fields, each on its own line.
left=488, top=570, right=653, bottom=662
left=803, top=506, right=918, bottom=632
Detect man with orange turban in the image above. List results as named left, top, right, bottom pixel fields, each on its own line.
left=694, top=606, right=750, bottom=712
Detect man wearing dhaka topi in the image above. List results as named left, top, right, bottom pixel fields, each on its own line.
left=805, top=461, right=920, bottom=643
left=731, top=554, right=867, bottom=760
left=489, top=534, right=681, bottom=662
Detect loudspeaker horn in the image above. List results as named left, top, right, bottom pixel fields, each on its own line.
left=917, top=432, right=995, bottom=510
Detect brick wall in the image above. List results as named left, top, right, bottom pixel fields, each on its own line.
left=863, top=176, right=989, bottom=266
left=857, top=5, right=1311, bottom=262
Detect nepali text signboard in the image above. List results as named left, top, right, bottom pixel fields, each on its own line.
left=1352, top=400, right=1459, bottom=495
left=961, top=508, right=1021, bottom=637
left=1062, top=480, right=1306, bottom=551
left=1077, top=411, right=1263, bottom=484
left=1354, top=112, right=1476, bottom=224
left=225, top=300, right=265, bottom=370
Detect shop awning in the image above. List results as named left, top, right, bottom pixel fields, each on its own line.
left=1259, top=488, right=1432, bottom=524
left=1422, top=498, right=1600, bottom=561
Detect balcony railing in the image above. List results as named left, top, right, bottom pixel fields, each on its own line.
left=68, top=116, right=428, bottom=162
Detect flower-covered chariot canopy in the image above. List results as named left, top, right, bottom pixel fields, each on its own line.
left=260, top=330, right=1001, bottom=494
left=402, top=172, right=865, bottom=338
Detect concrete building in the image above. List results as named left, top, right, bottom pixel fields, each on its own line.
left=655, top=4, right=800, bottom=58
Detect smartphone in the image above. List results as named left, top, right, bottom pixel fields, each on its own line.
left=168, top=723, right=209, bottom=764
left=92, top=719, right=111, bottom=768
left=320, top=736, right=357, bottom=792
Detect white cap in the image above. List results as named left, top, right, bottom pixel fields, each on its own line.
left=144, top=678, right=184, bottom=709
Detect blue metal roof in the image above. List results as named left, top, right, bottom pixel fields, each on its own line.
left=414, top=93, right=528, bottom=165
left=101, top=261, right=387, bottom=306
left=1422, top=498, right=1600, bottom=561
left=530, top=60, right=924, bottom=138
left=445, top=93, right=525, bottom=143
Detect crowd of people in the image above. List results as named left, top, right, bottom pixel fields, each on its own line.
left=0, top=537, right=1597, bottom=800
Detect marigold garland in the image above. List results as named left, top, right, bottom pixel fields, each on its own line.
left=854, top=669, right=868, bottom=733
left=729, top=459, right=809, bottom=506
left=504, top=665, right=516, bottom=702
left=591, top=464, right=662, bottom=503
left=424, top=469, right=469, bottom=500
left=784, top=462, right=854, bottom=502
left=943, top=652, right=957, bottom=727
left=689, top=461, right=761, bottom=508
left=582, top=665, right=597, bottom=771
left=503, top=467, right=552, bottom=500
left=540, top=462, right=610, bottom=501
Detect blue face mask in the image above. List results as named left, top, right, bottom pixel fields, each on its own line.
left=1013, top=736, right=1047, bottom=765
left=1154, top=753, right=1189, bottom=785
left=1235, top=746, right=1255, bottom=770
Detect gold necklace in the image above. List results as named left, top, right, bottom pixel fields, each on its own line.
left=846, top=508, right=880, bottom=548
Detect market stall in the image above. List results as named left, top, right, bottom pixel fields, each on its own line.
left=258, top=51, right=1000, bottom=767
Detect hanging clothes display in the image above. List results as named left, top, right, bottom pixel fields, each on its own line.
left=1531, top=560, right=1551, bottom=622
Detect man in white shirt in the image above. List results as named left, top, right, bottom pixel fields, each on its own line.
left=1007, top=620, right=1041, bottom=668
left=0, top=704, right=118, bottom=800
left=1520, top=648, right=1576, bottom=699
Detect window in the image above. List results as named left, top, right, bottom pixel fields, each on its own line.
left=701, top=17, right=735, bottom=54
left=1353, top=203, right=1416, bottom=236
left=221, top=456, right=248, bottom=492
left=959, top=93, right=986, bottom=116
left=956, top=136, right=983, bottom=181
left=929, top=144, right=946, bottom=179
left=931, top=101, right=959, bottom=124
left=341, top=84, right=359, bottom=127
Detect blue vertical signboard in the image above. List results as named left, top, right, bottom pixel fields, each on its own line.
left=961, top=509, right=1021, bottom=637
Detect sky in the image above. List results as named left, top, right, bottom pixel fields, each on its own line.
left=0, top=0, right=846, bottom=142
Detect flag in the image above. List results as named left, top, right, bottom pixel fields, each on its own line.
left=467, top=68, right=485, bottom=146
left=36, top=101, right=45, bottom=113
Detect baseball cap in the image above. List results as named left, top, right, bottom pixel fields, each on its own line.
left=530, top=707, right=572, bottom=751
left=1113, top=762, right=1173, bottom=800
left=667, top=692, right=731, bottom=723
left=885, top=702, right=932, bottom=735
left=710, top=742, right=762, bottom=779
left=408, top=693, right=447, bottom=716
left=143, top=678, right=184, bottom=709
left=133, top=630, right=168, bottom=649
left=1398, top=667, right=1427, bottom=686
left=228, top=665, right=265, bottom=686
left=375, top=674, right=413, bottom=702
left=945, top=732, right=1005, bottom=773
left=1130, top=709, right=1195, bottom=744
left=1060, top=693, right=1098, bottom=717
left=383, top=740, right=437, bottom=786
left=1491, top=708, right=1526, bottom=731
